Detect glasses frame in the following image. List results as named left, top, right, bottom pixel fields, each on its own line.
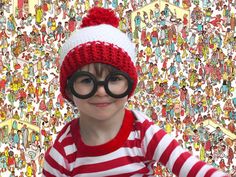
left=68, top=70, right=133, bottom=99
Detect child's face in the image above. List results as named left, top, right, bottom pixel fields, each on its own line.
left=70, top=63, right=129, bottom=121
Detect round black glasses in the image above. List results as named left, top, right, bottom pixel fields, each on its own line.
left=68, top=71, right=133, bottom=99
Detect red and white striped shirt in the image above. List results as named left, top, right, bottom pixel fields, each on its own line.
left=43, top=109, right=229, bottom=177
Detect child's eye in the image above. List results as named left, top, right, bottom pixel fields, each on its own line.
left=110, top=76, right=122, bottom=82
left=75, top=76, right=93, bottom=85
left=80, top=78, right=93, bottom=84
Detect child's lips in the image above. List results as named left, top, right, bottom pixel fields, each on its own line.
left=90, top=102, right=112, bottom=107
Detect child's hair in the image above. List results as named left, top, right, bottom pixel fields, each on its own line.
left=59, top=7, right=138, bottom=101
left=78, top=63, right=115, bottom=78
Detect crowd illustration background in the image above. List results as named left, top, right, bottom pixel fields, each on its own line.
left=0, top=0, right=235, bottom=176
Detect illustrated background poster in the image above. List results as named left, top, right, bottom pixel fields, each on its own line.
left=0, top=0, right=235, bottom=176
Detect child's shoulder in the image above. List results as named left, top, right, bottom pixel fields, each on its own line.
left=55, top=118, right=79, bottom=143
left=132, top=110, right=154, bottom=123
left=130, top=109, right=162, bottom=138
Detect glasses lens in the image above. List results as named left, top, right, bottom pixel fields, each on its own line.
left=73, top=75, right=94, bottom=96
left=107, top=74, right=129, bottom=96
left=69, top=71, right=133, bottom=99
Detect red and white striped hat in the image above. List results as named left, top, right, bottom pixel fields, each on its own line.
left=60, top=7, right=138, bottom=100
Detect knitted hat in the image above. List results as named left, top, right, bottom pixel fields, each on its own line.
left=60, top=7, right=138, bottom=101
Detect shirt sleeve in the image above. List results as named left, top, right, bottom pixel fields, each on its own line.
left=42, top=122, right=74, bottom=177
left=42, top=140, right=72, bottom=177
left=142, top=122, right=230, bottom=177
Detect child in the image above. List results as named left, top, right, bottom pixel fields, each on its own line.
left=43, top=7, right=229, bottom=177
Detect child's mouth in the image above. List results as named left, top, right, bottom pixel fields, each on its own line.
left=91, top=103, right=111, bottom=107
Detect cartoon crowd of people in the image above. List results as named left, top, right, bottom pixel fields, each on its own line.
left=0, top=0, right=235, bottom=176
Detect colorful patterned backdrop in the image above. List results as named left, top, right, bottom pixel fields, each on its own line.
left=0, top=0, right=235, bottom=176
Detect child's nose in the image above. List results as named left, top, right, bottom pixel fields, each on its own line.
left=95, top=85, right=107, bottom=96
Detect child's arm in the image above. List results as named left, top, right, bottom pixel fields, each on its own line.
left=42, top=143, right=73, bottom=177
left=42, top=122, right=74, bottom=177
left=134, top=110, right=230, bottom=177
left=144, top=124, right=229, bottom=177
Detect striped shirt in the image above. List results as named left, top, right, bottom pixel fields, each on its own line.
left=42, top=109, right=229, bottom=177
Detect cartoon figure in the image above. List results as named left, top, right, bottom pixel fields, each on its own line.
left=17, top=0, right=24, bottom=19
left=0, top=12, right=6, bottom=30
left=0, top=29, right=9, bottom=55
left=193, top=129, right=200, bottom=151
left=8, top=151, right=16, bottom=172
left=21, top=124, right=29, bottom=149
left=200, top=142, right=206, bottom=161
left=182, top=0, right=191, bottom=9
left=210, top=14, right=224, bottom=32
left=163, top=4, right=172, bottom=18
left=0, top=152, right=7, bottom=172
left=7, top=14, right=17, bottom=34
left=25, top=163, right=33, bottom=177
left=35, top=5, right=43, bottom=26
left=230, top=12, right=236, bottom=32
left=153, top=3, right=160, bottom=21
left=142, top=11, right=151, bottom=27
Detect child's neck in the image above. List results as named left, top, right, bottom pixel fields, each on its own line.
left=79, top=110, right=125, bottom=146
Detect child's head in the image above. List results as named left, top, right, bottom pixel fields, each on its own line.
left=59, top=7, right=137, bottom=102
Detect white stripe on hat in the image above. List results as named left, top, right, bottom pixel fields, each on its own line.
left=60, top=24, right=136, bottom=65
